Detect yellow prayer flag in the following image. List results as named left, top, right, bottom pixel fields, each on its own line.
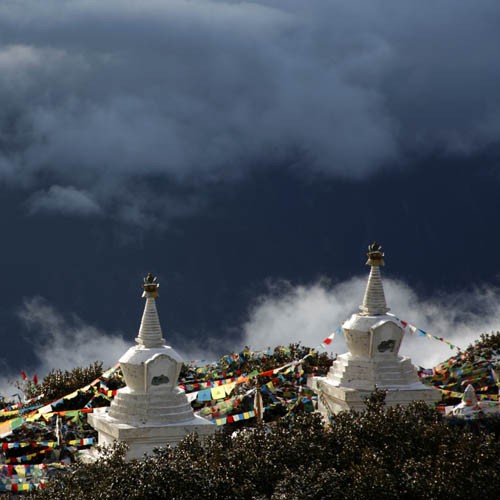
left=0, top=410, right=19, bottom=417
left=64, top=390, right=79, bottom=400
left=15, top=465, right=26, bottom=478
left=224, top=382, right=236, bottom=396
left=211, top=386, right=226, bottom=400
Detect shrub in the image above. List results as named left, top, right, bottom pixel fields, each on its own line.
left=30, top=392, right=500, bottom=500
left=18, top=362, right=105, bottom=404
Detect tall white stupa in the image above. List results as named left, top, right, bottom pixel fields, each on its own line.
left=88, top=273, right=214, bottom=459
left=315, top=242, right=440, bottom=414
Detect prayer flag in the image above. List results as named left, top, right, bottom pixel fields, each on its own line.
left=224, top=382, right=236, bottom=396
left=186, top=392, right=198, bottom=403
left=197, top=389, right=212, bottom=402
left=14, top=466, right=25, bottom=478
left=321, top=327, right=341, bottom=348
left=210, top=386, right=226, bottom=400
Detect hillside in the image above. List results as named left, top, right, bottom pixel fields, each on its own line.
left=0, top=335, right=498, bottom=496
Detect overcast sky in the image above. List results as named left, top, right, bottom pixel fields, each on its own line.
left=0, top=1, right=500, bottom=386
left=1, top=0, right=500, bottom=220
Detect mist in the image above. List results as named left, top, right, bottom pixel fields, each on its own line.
left=242, top=276, right=499, bottom=368
left=1, top=273, right=498, bottom=400
left=0, top=297, right=130, bottom=399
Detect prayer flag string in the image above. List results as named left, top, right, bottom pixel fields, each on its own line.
left=388, top=315, right=461, bottom=351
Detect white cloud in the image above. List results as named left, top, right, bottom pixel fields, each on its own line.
left=0, top=297, right=130, bottom=399
left=18, top=296, right=129, bottom=374
left=242, top=276, right=500, bottom=368
left=28, top=185, right=102, bottom=216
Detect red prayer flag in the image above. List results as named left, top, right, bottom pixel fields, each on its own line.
left=20, top=370, right=27, bottom=381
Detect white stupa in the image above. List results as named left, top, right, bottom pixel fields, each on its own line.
left=88, top=273, right=214, bottom=459
left=315, top=242, right=440, bottom=415
left=448, top=384, right=500, bottom=419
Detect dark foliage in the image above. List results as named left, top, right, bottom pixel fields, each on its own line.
left=180, top=343, right=334, bottom=383
left=30, top=391, right=500, bottom=500
left=466, top=331, right=500, bottom=358
left=17, top=362, right=106, bottom=404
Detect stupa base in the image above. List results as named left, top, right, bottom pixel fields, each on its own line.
left=88, top=409, right=215, bottom=460
left=313, top=377, right=440, bottom=416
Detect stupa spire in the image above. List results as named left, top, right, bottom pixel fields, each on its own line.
left=135, top=273, right=165, bottom=348
left=359, top=241, right=389, bottom=316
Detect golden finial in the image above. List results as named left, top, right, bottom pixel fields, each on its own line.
left=142, top=273, right=159, bottom=297
left=366, top=241, right=385, bottom=266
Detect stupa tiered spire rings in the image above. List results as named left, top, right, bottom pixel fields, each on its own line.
left=135, top=273, right=165, bottom=348
left=359, top=241, right=389, bottom=316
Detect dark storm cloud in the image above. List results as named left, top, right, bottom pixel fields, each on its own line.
left=0, top=0, right=499, bottom=219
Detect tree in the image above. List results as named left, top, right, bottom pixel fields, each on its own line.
left=31, top=391, right=500, bottom=500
